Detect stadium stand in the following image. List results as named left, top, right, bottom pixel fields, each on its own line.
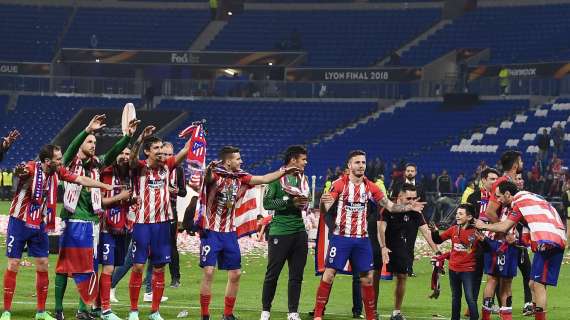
left=207, top=9, right=441, bottom=67
left=157, top=99, right=378, bottom=170
left=400, top=4, right=570, bottom=66
left=0, top=95, right=137, bottom=168
left=0, top=5, right=72, bottom=62
left=63, top=7, right=210, bottom=50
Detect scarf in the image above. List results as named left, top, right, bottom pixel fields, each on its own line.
left=103, top=166, right=130, bottom=233
left=429, top=252, right=450, bottom=299
left=279, top=169, right=310, bottom=211
left=179, top=122, right=207, bottom=190
left=195, top=161, right=256, bottom=237
left=26, top=161, right=58, bottom=231
left=64, top=156, right=103, bottom=215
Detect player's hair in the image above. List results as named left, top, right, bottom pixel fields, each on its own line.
left=162, top=141, right=174, bottom=149
left=405, top=162, right=417, bottom=170
left=500, top=150, right=522, bottom=171
left=481, top=167, right=500, bottom=179
left=498, top=180, right=519, bottom=195
left=346, top=150, right=366, bottom=163
left=399, top=183, right=417, bottom=195
left=283, top=145, right=307, bottom=165
left=38, top=144, right=61, bottom=163
left=219, top=146, right=240, bottom=161
left=143, top=136, right=163, bottom=151
left=458, top=203, right=476, bottom=217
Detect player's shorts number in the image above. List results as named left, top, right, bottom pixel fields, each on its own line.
left=201, top=245, right=211, bottom=257
left=7, top=236, right=14, bottom=253
left=497, top=254, right=506, bottom=266
left=103, top=244, right=110, bottom=255
left=329, top=247, right=337, bottom=258
left=131, top=242, right=137, bottom=253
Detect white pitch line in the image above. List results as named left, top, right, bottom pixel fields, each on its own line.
left=10, top=301, right=447, bottom=319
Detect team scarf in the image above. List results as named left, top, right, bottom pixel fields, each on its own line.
left=279, top=169, right=310, bottom=211
left=179, top=122, right=207, bottom=190
left=195, top=162, right=258, bottom=237
left=26, top=161, right=58, bottom=231
left=103, top=166, right=130, bottom=233
left=64, top=156, right=103, bottom=216
left=429, top=252, right=449, bottom=299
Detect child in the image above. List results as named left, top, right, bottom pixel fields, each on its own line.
left=431, top=203, right=483, bottom=320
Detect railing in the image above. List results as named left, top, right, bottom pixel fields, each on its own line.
left=1, top=74, right=569, bottom=98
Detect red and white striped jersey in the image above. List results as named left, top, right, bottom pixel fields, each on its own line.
left=100, top=165, right=130, bottom=232
left=205, top=172, right=252, bottom=232
left=10, top=162, right=77, bottom=221
left=478, top=188, right=491, bottom=221
left=131, top=157, right=176, bottom=224
left=508, top=191, right=567, bottom=249
left=329, top=176, right=384, bottom=238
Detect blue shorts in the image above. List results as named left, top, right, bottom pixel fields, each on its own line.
left=199, top=230, right=241, bottom=270
left=6, top=216, right=49, bottom=258
left=132, top=222, right=171, bottom=266
left=483, top=239, right=518, bottom=278
left=326, top=235, right=373, bottom=273
left=98, top=233, right=127, bottom=266
left=531, top=246, right=564, bottom=286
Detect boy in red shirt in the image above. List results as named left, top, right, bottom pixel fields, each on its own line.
left=431, top=203, right=484, bottom=320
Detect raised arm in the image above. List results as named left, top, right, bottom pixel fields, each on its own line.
left=378, top=197, right=425, bottom=214
left=174, top=139, right=191, bottom=167
left=249, top=167, right=299, bottom=186
left=63, top=114, right=107, bottom=165
left=475, top=218, right=516, bottom=233
left=75, top=175, right=112, bottom=191
left=102, top=119, right=140, bottom=167
left=0, top=129, right=20, bottom=162
left=130, top=125, right=155, bottom=168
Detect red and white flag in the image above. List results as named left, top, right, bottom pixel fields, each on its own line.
left=179, top=122, right=207, bottom=190
left=315, top=209, right=352, bottom=275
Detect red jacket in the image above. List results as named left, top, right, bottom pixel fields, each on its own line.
left=434, top=225, right=481, bottom=272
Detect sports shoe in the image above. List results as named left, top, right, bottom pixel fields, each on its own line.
left=35, top=312, right=57, bottom=320
left=170, top=279, right=180, bottom=288
left=90, top=309, right=101, bottom=318
left=259, top=311, right=270, bottom=320
left=390, top=313, right=406, bottom=320
left=110, top=288, right=119, bottom=303
left=352, top=313, right=364, bottom=319
left=55, top=311, right=65, bottom=320
left=222, top=315, right=238, bottom=320
left=287, top=313, right=301, bottom=320
left=75, top=310, right=96, bottom=320
left=148, top=312, right=164, bottom=320
left=101, top=311, right=122, bottom=320
left=0, top=311, right=10, bottom=320
left=143, top=293, right=168, bottom=302
left=523, top=303, right=534, bottom=316
left=201, top=316, right=210, bottom=320
left=128, top=311, right=139, bottom=320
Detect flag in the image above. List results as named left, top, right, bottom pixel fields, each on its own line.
left=179, top=122, right=207, bottom=190
left=193, top=162, right=260, bottom=238
left=233, top=186, right=261, bottom=238
left=315, top=209, right=352, bottom=275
